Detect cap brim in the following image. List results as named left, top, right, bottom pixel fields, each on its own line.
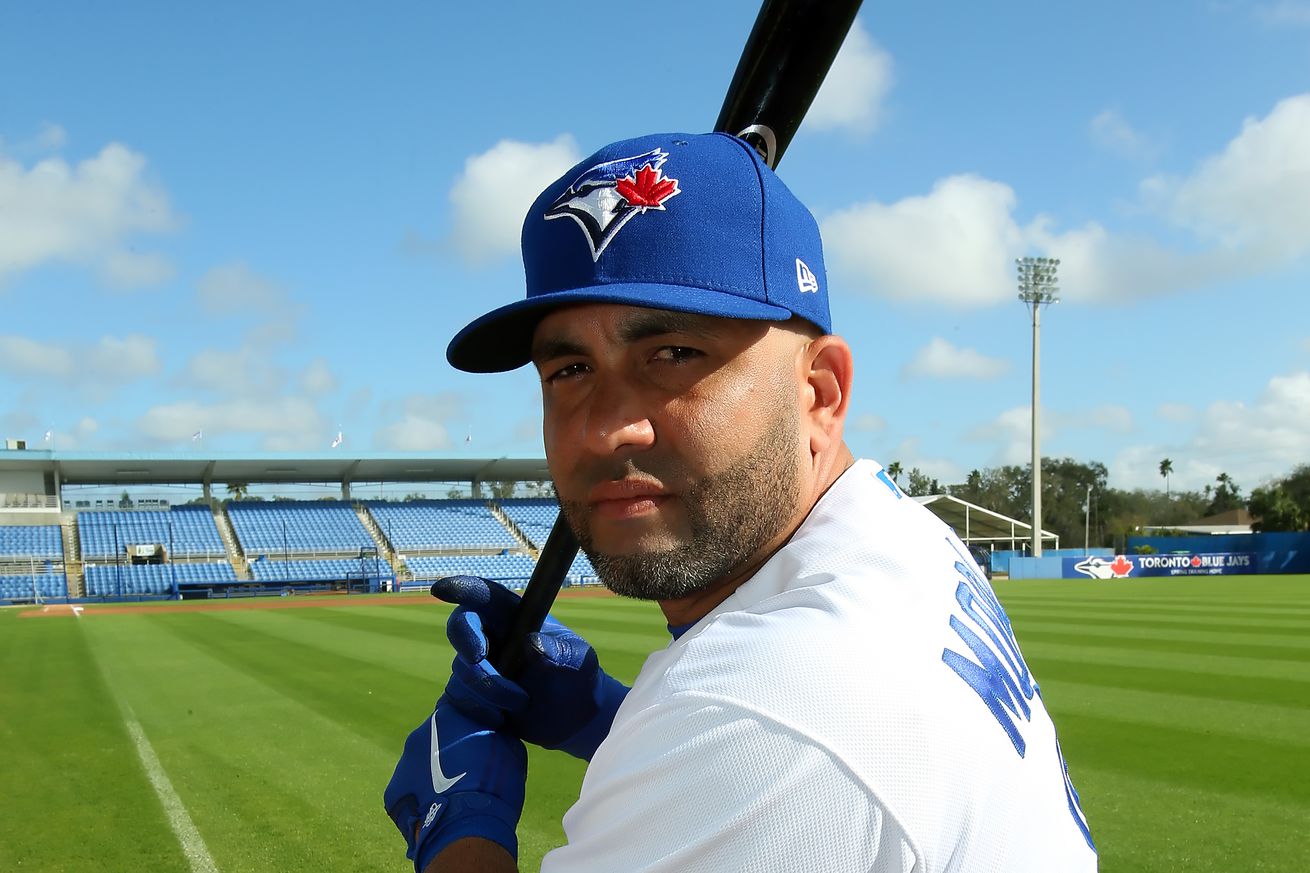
left=445, top=283, right=795, bottom=373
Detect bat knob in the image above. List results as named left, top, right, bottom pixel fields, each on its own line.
left=735, top=124, right=779, bottom=168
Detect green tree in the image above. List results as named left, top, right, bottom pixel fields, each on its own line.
left=226, top=482, right=250, bottom=501
left=905, top=468, right=941, bottom=497
left=1159, top=458, right=1173, bottom=499
left=1249, top=464, right=1310, bottom=531
left=885, top=461, right=903, bottom=486
left=118, top=490, right=133, bottom=509
left=1207, top=472, right=1242, bottom=515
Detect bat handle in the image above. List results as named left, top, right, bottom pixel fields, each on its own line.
left=495, top=516, right=579, bottom=679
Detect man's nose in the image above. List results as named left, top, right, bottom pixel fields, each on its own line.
left=581, top=376, right=656, bottom=456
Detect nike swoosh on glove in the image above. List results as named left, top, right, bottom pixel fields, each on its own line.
left=384, top=695, right=526, bottom=873
left=433, top=574, right=629, bottom=761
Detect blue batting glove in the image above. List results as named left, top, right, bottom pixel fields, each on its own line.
left=384, top=695, right=526, bottom=873
left=432, top=575, right=630, bottom=761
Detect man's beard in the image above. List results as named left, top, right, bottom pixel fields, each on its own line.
left=560, top=415, right=804, bottom=602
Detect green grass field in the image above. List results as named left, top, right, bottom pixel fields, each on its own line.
left=1, top=576, right=1307, bottom=872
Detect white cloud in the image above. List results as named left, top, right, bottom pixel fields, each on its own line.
left=1110, top=370, right=1310, bottom=491
left=0, top=333, right=159, bottom=382
left=851, top=413, right=886, bottom=433
left=1156, top=402, right=1195, bottom=423
left=1257, top=2, right=1310, bottom=26
left=879, top=437, right=965, bottom=488
left=299, top=358, right=338, bottom=397
left=807, top=19, right=894, bottom=134
left=375, top=393, right=462, bottom=451
left=181, top=346, right=285, bottom=398
left=35, top=122, right=67, bottom=151
left=101, top=250, right=174, bottom=288
left=969, top=406, right=1046, bottom=466
left=825, top=92, right=1310, bottom=308
left=448, top=135, right=582, bottom=264
left=1089, top=109, right=1160, bottom=161
left=0, top=142, right=178, bottom=286
left=136, top=397, right=326, bottom=449
left=823, top=174, right=1029, bottom=306
left=1146, top=93, right=1310, bottom=258
left=1062, top=404, right=1134, bottom=435
left=903, top=337, right=1008, bottom=380
left=196, top=262, right=289, bottom=314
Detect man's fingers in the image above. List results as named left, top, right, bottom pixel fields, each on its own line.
left=447, top=608, right=491, bottom=662
left=431, top=575, right=523, bottom=613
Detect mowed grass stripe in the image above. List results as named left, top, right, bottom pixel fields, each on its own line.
left=1056, top=708, right=1310, bottom=806
left=1007, top=600, right=1310, bottom=619
left=1073, top=758, right=1309, bottom=872
left=1014, top=624, right=1310, bottom=663
left=1039, top=678, right=1310, bottom=749
left=1025, top=651, right=1310, bottom=707
left=78, top=612, right=440, bottom=871
left=1021, top=636, right=1310, bottom=683
left=1007, top=607, right=1310, bottom=633
left=0, top=612, right=192, bottom=873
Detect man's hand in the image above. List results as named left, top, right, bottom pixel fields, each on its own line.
left=384, top=696, right=526, bottom=873
left=433, top=575, right=630, bottom=761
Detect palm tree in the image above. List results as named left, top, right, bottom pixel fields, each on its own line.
left=226, top=482, right=250, bottom=502
left=886, top=461, right=903, bottom=486
left=1159, top=458, right=1173, bottom=499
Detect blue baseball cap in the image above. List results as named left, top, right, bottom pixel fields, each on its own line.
left=446, top=131, right=831, bottom=373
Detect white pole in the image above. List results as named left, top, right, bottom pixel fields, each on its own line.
left=1084, top=485, right=1092, bottom=555
left=1031, top=302, right=1043, bottom=558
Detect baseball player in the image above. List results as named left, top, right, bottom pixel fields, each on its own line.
left=384, top=132, right=1097, bottom=872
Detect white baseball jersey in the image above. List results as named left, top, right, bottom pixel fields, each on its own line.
left=540, top=460, right=1096, bottom=872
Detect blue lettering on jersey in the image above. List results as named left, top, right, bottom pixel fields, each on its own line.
left=1056, top=734, right=1095, bottom=851
left=875, top=469, right=902, bottom=498
left=942, top=538, right=1096, bottom=851
left=941, top=540, right=1036, bottom=756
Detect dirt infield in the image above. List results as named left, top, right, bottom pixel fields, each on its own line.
left=19, top=586, right=615, bottom=618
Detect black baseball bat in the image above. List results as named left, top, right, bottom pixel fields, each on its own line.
left=487, top=0, right=863, bottom=678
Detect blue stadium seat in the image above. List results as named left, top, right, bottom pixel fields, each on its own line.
left=367, top=500, right=517, bottom=551
left=76, top=507, right=225, bottom=560
left=227, top=502, right=374, bottom=555
left=0, top=525, right=64, bottom=561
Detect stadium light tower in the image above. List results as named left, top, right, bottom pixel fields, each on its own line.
left=1017, top=256, right=1060, bottom=558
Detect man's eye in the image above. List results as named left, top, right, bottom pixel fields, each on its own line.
left=653, top=346, right=702, bottom=364
left=544, top=362, right=588, bottom=383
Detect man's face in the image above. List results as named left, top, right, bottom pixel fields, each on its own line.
left=530, top=304, right=809, bottom=601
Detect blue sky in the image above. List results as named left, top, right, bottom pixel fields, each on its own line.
left=2, top=0, right=1308, bottom=496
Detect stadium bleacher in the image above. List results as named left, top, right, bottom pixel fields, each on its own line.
left=0, top=525, right=64, bottom=561
left=84, top=562, right=237, bottom=596
left=497, top=498, right=559, bottom=549
left=0, top=572, right=68, bottom=601
left=368, top=499, right=518, bottom=551
left=228, top=501, right=373, bottom=556
left=77, top=506, right=225, bottom=560
left=248, top=557, right=392, bottom=583
left=405, top=554, right=538, bottom=584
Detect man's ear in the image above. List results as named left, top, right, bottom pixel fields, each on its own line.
left=801, top=335, right=853, bottom=455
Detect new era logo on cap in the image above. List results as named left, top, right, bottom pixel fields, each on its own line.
left=796, top=258, right=819, bottom=294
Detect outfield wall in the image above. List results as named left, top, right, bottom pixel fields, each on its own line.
left=1127, top=532, right=1310, bottom=574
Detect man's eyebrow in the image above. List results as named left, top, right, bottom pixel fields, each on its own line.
left=530, top=336, right=588, bottom=365
left=617, top=310, right=720, bottom=344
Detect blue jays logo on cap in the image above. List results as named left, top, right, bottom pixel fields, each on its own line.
left=545, top=148, right=681, bottom=261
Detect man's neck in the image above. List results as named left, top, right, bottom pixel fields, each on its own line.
left=657, top=447, right=856, bottom=627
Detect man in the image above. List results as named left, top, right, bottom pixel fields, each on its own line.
left=384, top=132, right=1096, bottom=872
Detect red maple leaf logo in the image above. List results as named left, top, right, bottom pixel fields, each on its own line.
left=1191, top=555, right=1202, bottom=567
left=616, top=164, right=679, bottom=208
left=1109, top=555, right=1133, bottom=577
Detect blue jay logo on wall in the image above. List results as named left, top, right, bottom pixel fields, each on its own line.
left=545, top=148, right=681, bottom=260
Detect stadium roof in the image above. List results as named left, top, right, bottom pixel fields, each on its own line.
left=913, top=493, right=1058, bottom=547
left=0, top=450, right=552, bottom=487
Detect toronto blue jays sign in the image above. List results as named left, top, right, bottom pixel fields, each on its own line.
left=1067, top=553, right=1257, bottom=579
